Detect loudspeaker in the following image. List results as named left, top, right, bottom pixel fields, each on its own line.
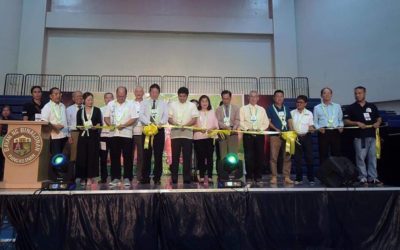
left=317, top=156, right=357, bottom=187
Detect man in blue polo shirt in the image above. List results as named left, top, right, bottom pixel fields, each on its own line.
left=267, top=90, right=294, bottom=184
left=344, top=86, right=383, bottom=187
left=313, top=87, right=344, bottom=165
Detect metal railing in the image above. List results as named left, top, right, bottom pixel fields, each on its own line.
left=62, top=75, right=100, bottom=92
left=3, top=74, right=309, bottom=98
left=224, top=77, right=258, bottom=95
left=187, top=76, right=223, bottom=94
left=24, top=74, right=62, bottom=95
left=101, top=75, right=137, bottom=93
left=4, top=74, right=24, bottom=95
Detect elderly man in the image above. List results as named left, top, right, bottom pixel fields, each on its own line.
left=132, top=86, right=145, bottom=183
left=99, top=92, right=114, bottom=183
left=215, top=90, right=240, bottom=160
left=104, top=86, right=138, bottom=187
left=240, top=90, right=269, bottom=184
left=66, top=91, right=83, bottom=162
left=313, top=87, right=344, bottom=165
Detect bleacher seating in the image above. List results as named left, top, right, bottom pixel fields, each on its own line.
left=0, top=96, right=32, bottom=120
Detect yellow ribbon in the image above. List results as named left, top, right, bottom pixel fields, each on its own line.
left=161, top=125, right=279, bottom=136
left=207, top=129, right=231, bottom=140
left=143, top=124, right=159, bottom=149
left=76, top=124, right=280, bottom=138
left=76, top=125, right=116, bottom=130
left=281, top=131, right=298, bottom=155
left=376, top=128, right=381, bottom=159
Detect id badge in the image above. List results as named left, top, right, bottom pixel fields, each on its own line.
left=363, top=112, right=371, bottom=121
left=35, top=113, right=42, bottom=121
left=223, top=117, right=230, bottom=126
left=250, top=115, right=257, bottom=122
left=278, top=111, right=285, bottom=118
left=84, top=120, right=93, bottom=127
left=151, top=109, right=158, bottom=117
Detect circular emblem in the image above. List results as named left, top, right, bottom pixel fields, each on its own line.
left=1, top=127, right=43, bottom=165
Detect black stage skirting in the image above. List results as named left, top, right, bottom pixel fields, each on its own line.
left=1, top=188, right=400, bottom=249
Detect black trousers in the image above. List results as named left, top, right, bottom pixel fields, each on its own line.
left=76, top=135, right=100, bottom=179
left=171, top=138, right=192, bottom=183
left=142, top=128, right=165, bottom=182
left=50, top=137, right=68, bottom=155
left=109, top=136, right=133, bottom=180
left=194, top=138, right=214, bottom=178
left=294, top=134, right=314, bottom=181
left=99, top=137, right=111, bottom=181
left=318, top=130, right=341, bottom=165
left=243, top=134, right=265, bottom=180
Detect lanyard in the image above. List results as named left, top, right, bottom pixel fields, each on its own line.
left=321, top=103, right=334, bottom=127
left=249, top=106, right=258, bottom=120
left=82, top=106, right=94, bottom=136
left=50, top=101, right=62, bottom=123
left=273, top=104, right=287, bottom=130
left=223, top=105, right=231, bottom=118
left=113, top=102, right=128, bottom=125
left=223, top=105, right=231, bottom=127
left=149, top=100, right=159, bottom=123
left=249, top=105, right=258, bottom=130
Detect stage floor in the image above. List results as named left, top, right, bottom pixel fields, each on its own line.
left=0, top=175, right=398, bottom=195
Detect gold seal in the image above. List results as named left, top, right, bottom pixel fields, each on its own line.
left=1, top=127, right=43, bottom=165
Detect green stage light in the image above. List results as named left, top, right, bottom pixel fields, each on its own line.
left=43, top=153, right=75, bottom=190
left=218, top=153, right=244, bottom=188
left=226, top=153, right=239, bottom=166
left=51, top=153, right=68, bottom=170
left=54, top=156, right=64, bottom=165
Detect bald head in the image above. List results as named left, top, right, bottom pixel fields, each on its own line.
left=116, top=86, right=127, bottom=104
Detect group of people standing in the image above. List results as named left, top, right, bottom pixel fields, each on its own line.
left=0, top=84, right=383, bottom=187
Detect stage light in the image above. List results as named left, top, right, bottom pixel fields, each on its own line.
left=41, top=153, right=75, bottom=190
left=51, top=154, right=68, bottom=170
left=226, top=153, right=238, bottom=165
left=218, top=153, right=244, bottom=188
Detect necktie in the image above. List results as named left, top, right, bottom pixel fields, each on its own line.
left=150, top=100, right=156, bottom=123
left=225, top=105, right=229, bottom=117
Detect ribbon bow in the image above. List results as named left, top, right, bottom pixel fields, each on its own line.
left=143, top=124, right=159, bottom=149
left=281, top=131, right=298, bottom=155
left=376, top=128, right=381, bottom=159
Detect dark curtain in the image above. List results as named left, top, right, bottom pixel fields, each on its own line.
left=6, top=194, right=69, bottom=250
left=3, top=191, right=400, bottom=249
left=65, top=193, right=160, bottom=250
